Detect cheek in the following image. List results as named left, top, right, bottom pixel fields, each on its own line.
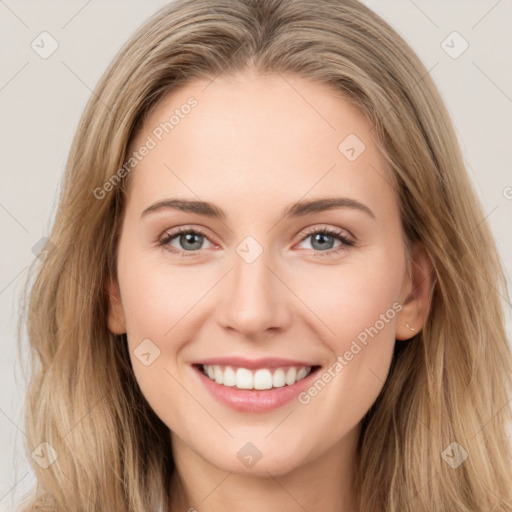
left=118, top=244, right=211, bottom=338
left=299, top=249, right=403, bottom=342
left=116, top=247, right=220, bottom=402
left=117, top=257, right=207, bottom=428
left=293, top=251, right=404, bottom=408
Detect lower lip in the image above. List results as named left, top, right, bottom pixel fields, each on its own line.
left=193, top=365, right=320, bottom=413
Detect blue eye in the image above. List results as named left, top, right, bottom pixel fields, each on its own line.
left=158, top=227, right=212, bottom=254
left=297, top=227, right=355, bottom=255
left=158, top=226, right=355, bottom=256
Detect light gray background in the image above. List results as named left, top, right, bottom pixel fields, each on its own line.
left=1, top=0, right=511, bottom=509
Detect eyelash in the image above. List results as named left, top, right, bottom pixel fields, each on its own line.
left=157, top=225, right=355, bottom=257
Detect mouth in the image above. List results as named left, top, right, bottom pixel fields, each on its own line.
left=195, top=363, right=320, bottom=390
left=191, top=359, right=322, bottom=412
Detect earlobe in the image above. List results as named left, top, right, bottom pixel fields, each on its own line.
left=106, top=277, right=127, bottom=334
left=396, top=243, right=434, bottom=341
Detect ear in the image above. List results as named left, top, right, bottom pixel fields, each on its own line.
left=395, top=242, right=434, bottom=341
left=107, top=277, right=127, bottom=334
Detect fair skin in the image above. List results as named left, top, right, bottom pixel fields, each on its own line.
left=108, top=70, right=432, bottom=512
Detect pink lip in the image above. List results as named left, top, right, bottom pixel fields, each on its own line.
left=192, top=356, right=317, bottom=370
left=192, top=364, right=321, bottom=413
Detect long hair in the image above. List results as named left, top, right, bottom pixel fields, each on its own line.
left=18, top=0, right=512, bottom=510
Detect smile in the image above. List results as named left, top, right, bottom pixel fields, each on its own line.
left=192, top=358, right=322, bottom=413
left=200, top=364, right=313, bottom=390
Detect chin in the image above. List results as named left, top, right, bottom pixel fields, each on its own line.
left=204, top=439, right=310, bottom=477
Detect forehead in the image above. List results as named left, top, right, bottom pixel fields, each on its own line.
left=126, top=72, right=396, bottom=221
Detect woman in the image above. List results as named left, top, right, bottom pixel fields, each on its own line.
left=19, top=0, right=512, bottom=510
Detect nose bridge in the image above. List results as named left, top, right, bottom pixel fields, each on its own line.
left=215, top=239, right=291, bottom=337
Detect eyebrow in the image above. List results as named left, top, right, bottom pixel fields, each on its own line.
left=140, top=196, right=375, bottom=220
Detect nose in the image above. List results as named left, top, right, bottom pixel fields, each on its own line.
left=215, top=248, right=292, bottom=340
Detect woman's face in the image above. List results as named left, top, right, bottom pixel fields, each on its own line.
left=109, top=71, right=417, bottom=476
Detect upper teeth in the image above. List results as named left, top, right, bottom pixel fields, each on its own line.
left=202, top=365, right=312, bottom=390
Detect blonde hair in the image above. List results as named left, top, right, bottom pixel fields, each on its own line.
left=18, top=0, right=512, bottom=510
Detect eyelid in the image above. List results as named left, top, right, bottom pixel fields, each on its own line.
left=298, top=224, right=355, bottom=243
